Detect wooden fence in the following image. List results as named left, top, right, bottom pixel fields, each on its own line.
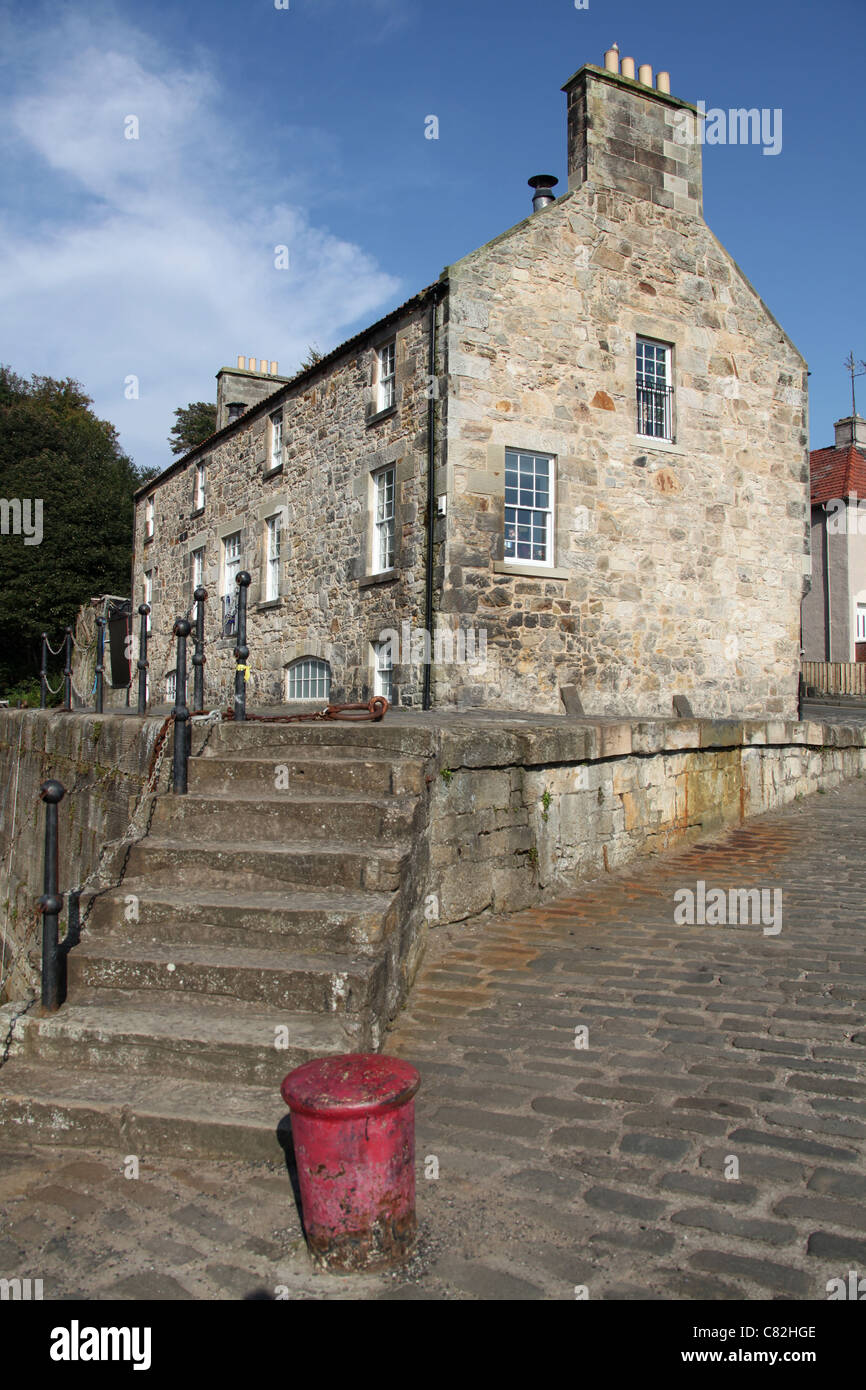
left=801, top=661, right=866, bottom=697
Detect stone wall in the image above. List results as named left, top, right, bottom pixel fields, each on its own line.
left=134, top=294, right=444, bottom=710
left=0, top=711, right=165, bottom=1004
left=425, top=717, right=866, bottom=927
left=438, top=175, right=809, bottom=718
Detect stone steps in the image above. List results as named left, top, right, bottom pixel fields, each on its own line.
left=0, top=734, right=431, bottom=1159
left=149, top=790, right=418, bottom=844
left=63, top=940, right=386, bottom=1015
left=83, top=882, right=395, bottom=952
left=0, top=996, right=361, bottom=1088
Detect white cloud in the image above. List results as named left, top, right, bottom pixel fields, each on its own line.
left=0, top=8, right=402, bottom=474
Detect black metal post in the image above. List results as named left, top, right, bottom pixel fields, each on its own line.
left=137, top=604, right=150, bottom=715
left=39, top=780, right=65, bottom=1012
left=172, top=617, right=191, bottom=794
left=63, top=628, right=73, bottom=711
left=40, top=633, right=48, bottom=709
left=192, top=585, right=207, bottom=713
left=233, top=572, right=252, bottom=722
left=95, top=616, right=105, bottom=714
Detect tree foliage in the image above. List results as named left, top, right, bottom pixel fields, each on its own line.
left=0, top=366, right=146, bottom=693
left=168, top=401, right=217, bottom=456
left=299, top=345, right=324, bottom=371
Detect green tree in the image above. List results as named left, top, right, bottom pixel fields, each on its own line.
left=299, top=344, right=324, bottom=371
left=167, top=401, right=217, bottom=456
left=0, top=366, right=146, bottom=693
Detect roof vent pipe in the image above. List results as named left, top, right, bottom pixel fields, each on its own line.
left=528, top=174, right=559, bottom=212
left=620, top=56, right=635, bottom=79
left=603, top=44, right=620, bottom=74
left=656, top=71, right=671, bottom=94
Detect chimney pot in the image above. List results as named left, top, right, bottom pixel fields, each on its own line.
left=656, top=70, right=671, bottom=94
left=247, top=357, right=255, bottom=371
left=259, top=359, right=268, bottom=373
left=620, top=56, right=635, bottom=80
left=237, top=355, right=245, bottom=369
left=638, top=63, right=653, bottom=87
left=528, top=174, right=559, bottom=213
left=270, top=361, right=278, bottom=375
left=603, top=45, right=620, bottom=74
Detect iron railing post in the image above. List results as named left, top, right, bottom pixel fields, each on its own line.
left=192, top=585, right=207, bottom=713
left=233, top=572, right=252, bottom=722
left=63, top=628, right=73, bottom=711
left=39, top=780, right=65, bottom=1012
left=137, top=604, right=150, bottom=714
left=40, top=633, right=48, bottom=709
left=95, top=616, right=105, bottom=713
left=172, top=617, right=191, bottom=794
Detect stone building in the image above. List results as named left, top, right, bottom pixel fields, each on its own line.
left=801, top=414, right=866, bottom=663
left=133, top=48, right=810, bottom=718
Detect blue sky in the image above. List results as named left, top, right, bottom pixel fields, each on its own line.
left=1, top=0, right=864, bottom=474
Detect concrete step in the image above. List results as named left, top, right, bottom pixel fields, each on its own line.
left=0, top=997, right=362, bottom=1087
left=189, top=752, right=427, bottom=797
left=0, top=1057, right=288, bottom=1161
left=149, top=790, right=418, bottom=844
left=83, top=882, right=396, bottom=952
left=64, top=941, right=387, bottom=1015
left=125, top=836, right=410, bottom=892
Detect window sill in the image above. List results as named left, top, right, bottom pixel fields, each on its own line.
left=190, top=507, right=205, bottom=520
left=257, top=598, right=282, bottom=611
left=143, top=534, right=154, bottom=546
left=359, top=568, right=400, bottom=588
left=633, top=434, right=681, bottom=454
left=493, top=561, right=570, bottom=580
left=263, top=463, right=283, bottom=480
left=366, top=404, right=397, bottom=428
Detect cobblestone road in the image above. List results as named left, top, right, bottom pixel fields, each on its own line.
left=1, top=778, right=864, bottom=1300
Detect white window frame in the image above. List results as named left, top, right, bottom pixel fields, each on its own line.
left=222, top=531, right=242, bottom=635
left=265, top=514, right=282, bottom=603
left=376, top=341, right=396, bottom=413
left=191, top=547, right=204, bottom=591
left=268, top=411, right=283, bottom=472
left=143, top=570, right=153, bottom=633
left=193, top=462, right=206, bottom=511
left=372, top=640, right=393, bottom=702
left=636, top=337, right=674, bottom=441
left=165, top=670, right=177, bottom=704
left=286, top=657, right=331, bottom=702
left=856, top=604, right=866, bottom=643
left=503, top=450, right=555, bottom=569
left=145, top=496, right=154, bottom=539
left=373, top=466, right=396, bottom=573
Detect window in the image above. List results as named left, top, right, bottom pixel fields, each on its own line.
left=265, top=514, right=282, bottom=602
left=286, top=657, right=331, bottom=702
left=193, top=462, right=206, bottom=512
left=268, top=411, right=283, bottom=472
left=222, top=531, right=241, bottom=636
left=376, top=341, right=396, bottom=413
left=191, top=547, right=204, bottom=591
left=504, top=451, right=554, bottom=566
left=857, top=605, right=866, bottom=642
left=636, top=338, right=673, bottom=440
left=372, top=641, right=393, bottom=702
left=373, top=467, right=396, bottom=572
left=165, top=670, right=177, bottom=704
left=145, top=496, right=154, bottom=539
left=143, top=570, right=153, bottom=634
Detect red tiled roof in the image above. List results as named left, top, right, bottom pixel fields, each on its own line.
left=810, top=443, right=866, bottom=505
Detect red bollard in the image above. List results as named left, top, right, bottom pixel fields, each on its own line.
left=281, top=1053, right=421, bottom=1273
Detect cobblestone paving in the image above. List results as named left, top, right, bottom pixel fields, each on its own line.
left=1, top=779, right=864, bottom=1300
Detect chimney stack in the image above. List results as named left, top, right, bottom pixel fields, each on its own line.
left=835, top=416, right=866, bottom=450
left=562, top=50, right=702, bottom=217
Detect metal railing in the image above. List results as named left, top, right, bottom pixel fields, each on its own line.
left=636, top=382, right=674, bottom=441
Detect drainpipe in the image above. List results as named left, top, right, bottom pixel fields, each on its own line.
left=422, top=286, right=443, bottom=710
left=823, top=503, right=833, bottom=662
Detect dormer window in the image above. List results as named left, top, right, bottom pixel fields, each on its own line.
left=376, top=342, right=396, bottom=413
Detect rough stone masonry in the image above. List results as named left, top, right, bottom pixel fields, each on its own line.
left=133, top=54, right=809, bottom=720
